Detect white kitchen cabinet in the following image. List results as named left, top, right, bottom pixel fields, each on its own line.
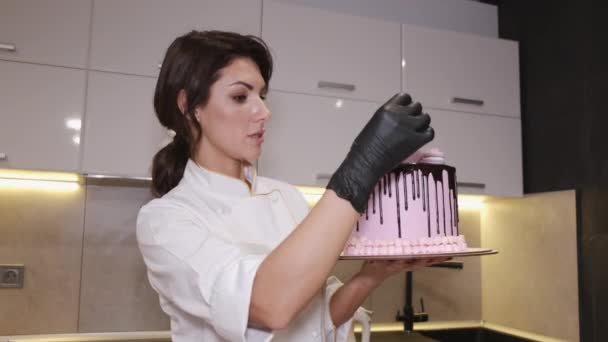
left=402, top=24, right=520, bottom=118
left=0, top=60, right=85, bottom=171
left=82, top=72, right=167, bottom=177
left=262, top=0, right=401, bottom=103
left=0, top=0, right=92, bottom=68
left=425, top=108, right=523, bottom=196
left=89, top=0, right=262, bottom=77
left=259, top=91, right=380, bottom=186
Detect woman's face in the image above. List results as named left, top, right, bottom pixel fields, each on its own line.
left=195, top=57, right=271, bottom=166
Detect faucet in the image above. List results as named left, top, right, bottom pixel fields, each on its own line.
left=395, top=261, right=464, bottom=334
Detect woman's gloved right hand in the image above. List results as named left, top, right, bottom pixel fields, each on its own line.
left=327, top=93, right=434, bottom=213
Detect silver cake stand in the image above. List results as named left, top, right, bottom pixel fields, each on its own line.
left=339, top=247, right=498, bottom=260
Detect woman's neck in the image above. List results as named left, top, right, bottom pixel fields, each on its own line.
left=193, top=146, right=248, bottom=183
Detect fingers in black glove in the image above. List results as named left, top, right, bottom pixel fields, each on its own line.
left=327, top=92, right=435, bottom=213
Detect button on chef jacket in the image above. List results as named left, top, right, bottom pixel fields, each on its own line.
left=137, top=159, right=363, bottom=341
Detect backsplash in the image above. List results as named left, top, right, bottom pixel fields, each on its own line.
left=77, top=185, right=168, bottom=332
left=0, top=185, right=85, bottom=334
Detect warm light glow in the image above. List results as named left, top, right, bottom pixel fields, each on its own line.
left=296, top=185, right=486, bottom=209
left=0, top=178, right=79, bottom=192
left=0, top=169, right=80, bottom=182
left=0, top=169, right=80, bottom=192
left=65, top=118, right=82, bottom=131
left=354, top=322, right=403, bottom=333
left=296, top=186, right=326, bottom=207
left=458, top=194, right=486, bottom=210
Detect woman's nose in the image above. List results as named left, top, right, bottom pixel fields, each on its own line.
left=254, top=99, right=272, bottom=121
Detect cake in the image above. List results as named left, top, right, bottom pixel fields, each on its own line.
left=342, top=149, right=467, bottom=256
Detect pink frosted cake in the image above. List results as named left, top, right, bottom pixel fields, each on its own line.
left=342, top=150, right=467, bottom=256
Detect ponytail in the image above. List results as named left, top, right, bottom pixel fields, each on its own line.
left=151, top=135, right=190, bottom=197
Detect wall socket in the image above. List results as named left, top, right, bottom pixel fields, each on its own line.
left=0, top=265, right=25, bottom=288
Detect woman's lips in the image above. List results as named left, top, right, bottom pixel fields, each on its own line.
left=248, top=129, right=265, bottom=145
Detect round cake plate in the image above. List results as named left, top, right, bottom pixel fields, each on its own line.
left=338, top=247, right=498, bottom=260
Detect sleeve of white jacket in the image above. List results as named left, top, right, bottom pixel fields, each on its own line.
left=323, top=276, right=356, bottom=342
left=136, top=201, right=273, bottom=342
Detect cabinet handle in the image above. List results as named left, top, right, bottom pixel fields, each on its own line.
left=0, top=43, right=16, bottom=52
left=315, top=173, right=332, bottom=186
left=318, top=81, right=356, bottom=92
left=457, top=182, right=486, bottom=189
left=0, top=153, right=7, bottom=161
left=451, top=97, right=484, bottom=106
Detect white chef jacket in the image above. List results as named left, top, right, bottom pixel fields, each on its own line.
left=136, top=159, right=362, bottom=342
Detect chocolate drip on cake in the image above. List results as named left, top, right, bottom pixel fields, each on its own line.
left=448, top=189, right=454, bottom=235
left=416, top=170, right=421, bottom=198
left=441, top=181, right=447, bottom=235
left=422, top=172, right=426, bottom=211
left=358, top=164, right=457, bottom=239
left=395, top=172, right=402, bottom=238
left=403, top=171, right=408, bottom=210
left=426, top=175, right=431, bottom=237
left=372, top=185, right=376, bottom=214
left=392, top=164, right=457, bottom=237
left=411, top=170, right=415, bottom=201
left=378, top=177, right=383, bottom=225
left=435, top=179, right=440, bottom=234
left=378, top=180, right=384, bottom=224
left=383, top=174, right=387, bottom=195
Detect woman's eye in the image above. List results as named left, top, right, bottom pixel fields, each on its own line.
left=260, top=94, right=267, bottom=101
left=233, top=94, right=247, bottom=103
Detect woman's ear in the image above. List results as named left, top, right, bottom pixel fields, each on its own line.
left=178, top=89, right=202, bottom=122
left=177, top=89, right=188, bottom=115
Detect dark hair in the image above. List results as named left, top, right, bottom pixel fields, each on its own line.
left=151, top=30, right=273, bottom=197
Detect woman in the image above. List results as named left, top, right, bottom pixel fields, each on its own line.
left=137, top=30, right=445, bottom=342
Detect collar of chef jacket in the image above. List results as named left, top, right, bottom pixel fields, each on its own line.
left=183, top=159, right=258, bottom=197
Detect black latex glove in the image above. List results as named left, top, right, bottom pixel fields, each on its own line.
left=327, top=93, right=434, bottom=213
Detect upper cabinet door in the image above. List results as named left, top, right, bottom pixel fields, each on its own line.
left=89, top=0, right=262, bottom=77
left=259, top=90, right=380, bottom=187
left=0, top=60, right=85, bottom=172
left=402, top=24, right=520, bottom=118
left=262, top=0, right=401, bottom=103
left=0, top=0, right=92, bottom=68
left=82, top=72, right=166, bottom=177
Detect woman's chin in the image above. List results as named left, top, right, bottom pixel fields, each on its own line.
left=242, top=153, right=260, bottom=166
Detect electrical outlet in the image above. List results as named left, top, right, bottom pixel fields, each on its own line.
left=0, top=265, right=25, bottom=288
